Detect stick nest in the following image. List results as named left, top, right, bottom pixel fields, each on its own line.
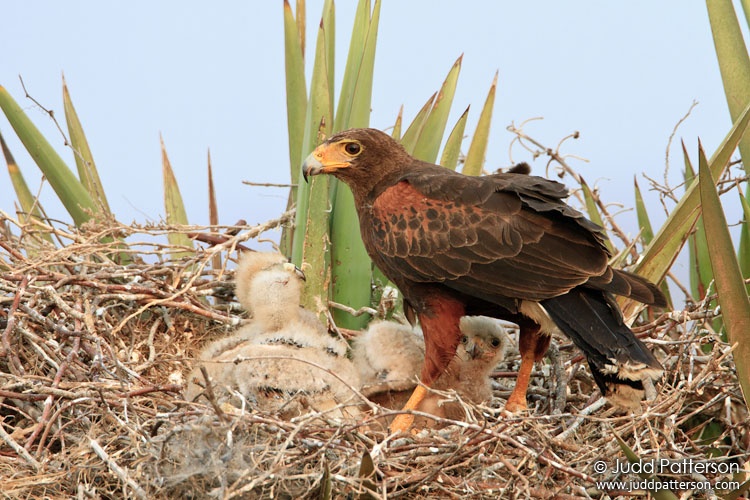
left=0, top=214, right=747, bottom=499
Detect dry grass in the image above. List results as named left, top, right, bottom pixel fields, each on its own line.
left=0, top=212, right=748, bottom=499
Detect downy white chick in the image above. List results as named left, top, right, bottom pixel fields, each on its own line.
left=353, top=316, right=509, bottom=423
left=185, top=252, right=361, bottom=419
left=422, top=315, right=509, bottom=420
left=351, top=320, right=425, bottom=397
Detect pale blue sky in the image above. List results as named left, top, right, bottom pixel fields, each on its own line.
left=1, top=2, right=739, bottom=282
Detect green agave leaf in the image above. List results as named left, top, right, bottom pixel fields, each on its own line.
left=283, top=0, right=308, bottom=183
left=633, top=177, right=654, bottom=245
left=292, top=8, right=334, bottom=313
left=738, top=186, right=750, bottom=294
left=1, top=131, right=55, bottom=247
left=462, top=71, right=498, bottom=176
left=698, top=141, right=750, bottom=405
left=62, top=75, right=111, bottom=215
left=440, top=105, right=469, bottom=170
left=682, top=144, right=703, bottom=301
left=684, top=142, right=712, bottom=301
left=622, top=101, right=750, bottom=319
left=207, top=149, right=222, bottom=271
left=707, top=0, right=750, bottom=174
left=412, top=55, right=462, bottom=164
left=613, top=433, right=679, bottom=500
left=346, top=0, right=380, bottom=130
left=324, top=0, right=335, bottom=107
left=281, top=0, right=309, bottom=256
left=2, top=132, right=43, bottom=222
left=160, top=135, right=194, bottom=257
left=330, top=0, right=381, bottom=330
left=330, top=184, right=372, bottom=329
left=633, top=175, right=674, bottom=305
left=391, top=105, right=403, bottom=140
left=0, top=85, right=96, bottom=227
left=335, top=0, right=371, bottom=130
left=400, top=92, right=436, bottom=155
left=580, top=177, right=614, bottom=254
left=296, top=0, right=306, bottom=57
left=291, top=5, right=334, bottom=267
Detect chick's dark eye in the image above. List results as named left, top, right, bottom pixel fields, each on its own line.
left=344, top=142, right=361, bottom=155
left=460, top=335, right=468, bottom=344
left=490, top=338, right=501, bottom=348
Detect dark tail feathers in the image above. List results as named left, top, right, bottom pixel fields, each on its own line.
left=541, top=288, right=662, bottom=408
left=587, top=268, right=667, bottom=307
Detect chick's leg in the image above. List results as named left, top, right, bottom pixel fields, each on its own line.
left=505, top=321, right=549, bottom=413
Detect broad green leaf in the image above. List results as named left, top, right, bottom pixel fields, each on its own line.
left=0, top=85, right=96, bottom=227
left=2, top=132, right=43, bottom=222
left=580, top=177, right=614, bottom=253
left=283, top=0, right=308, bottom=184
left=330, top=184, right=372, bottom=329
left=633, top=175, right=673, bottom=305
left=440, top=106, right=469, bottom=170
left=62, top=75, right=111, bottom=215
left=330, top=0, right=381, bottom=329
left=614, top=433, right=679, bottom=500
left=683, top=145, right=703, bottom=300
left=292, top=9, right=334, bottom=313
left=622, top=101, right=750, bottom=319
left=301, top=172, right=332, bottom=314
left=335, top=0, right=371, bottom=130
left=1, top=131, right=54, bottom=246
left=698, top=141, right=750, bottom=406
left=346, top=0, right=380, bottom=130
left=633, top=177, right=654, bottom=245
left=324, top=0, right=335, bottom=108
left=207, top=149, right=222, bottom=271
left=160, top=135, right=194, bottom=257
left=400, top=92, right=436, bottom=155
left=462, top=72, right=498, bottom=176
left=412, top=55, right=462, bottom=164
left=738, top=186, right=750, bottom=294
left=291, top=7, right=334, bottom=267
left=391, top=105, right=403, bottom=140
left=296, top=0, right=306, bottom=57
left=281, top=0, right=308, bottom=256
left=707, top=0, right=750, bottom=174
left=207, top=150, right=218, bottom=227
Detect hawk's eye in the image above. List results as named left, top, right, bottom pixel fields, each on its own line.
left=344, top=142, right=361, bottom=155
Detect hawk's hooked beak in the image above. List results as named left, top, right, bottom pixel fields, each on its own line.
left=301, top=143, right=352, bottom=183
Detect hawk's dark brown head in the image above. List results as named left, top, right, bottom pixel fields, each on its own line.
left=302, top=128, right=413, bottom=203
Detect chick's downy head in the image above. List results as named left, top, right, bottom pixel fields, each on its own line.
left=233, top=252, right=308, bottom=329
left=453, top=316, right=509, bottom=374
